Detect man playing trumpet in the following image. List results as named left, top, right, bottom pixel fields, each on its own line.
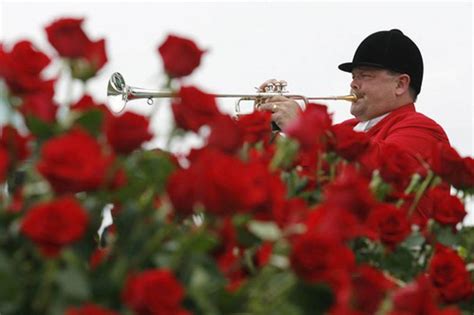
left=257, top=29, right=449, bottom=163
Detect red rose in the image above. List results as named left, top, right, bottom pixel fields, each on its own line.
left=0, top=41, right=55, bottom=96
left=20, top=93, right=58, bottom=123
left=235, top=111, right=273, bottom=145
left=0, top=125, right=30, bottom=164
left=65, top=304, right=119, bottom=315
left=89, top=248, right=109, bottom=270
left=350, top=265, right=395, bottom=314
left=329, top=124, right=370, bottom=161
left=217, top=246, right=247, bottom=292
left=256, top=242, right=273, bottom=267
left=37, top=129, right=116, bottom=194
left=158, top=34, right=205, bottom=78
left=190, top=150, right=268, bottom=215
left=0, top=148, right=8, bottom=182
left=70, top=39, right=108, bottom=81
left=290, top=231, right=355, bottom=285
left=20, top=197, right=88, bottom=257
left=430, top=143, right=474, bottom=190
left=105, top=111, right=153, bottom=154
left=246, top=164, right=287, bottom=221
left=71, top=95, right=104, bottom=112
left=305, top=204, right=364, bottom=242
left=360, top=143, right=423, bottom=192
left=427, top=187, right=467, bottom=226
left=284, top=103, right=332, bottom=151
left=273, top=197, right=308, bottom=229
left=207, top=115, right=244, bottom=154
left=83, top=39, right=107, bottom=72
left=172, top=86, right=221, bottom=132
left=45, top=17, right=91, bottom=58
left=391, top=275, right=460, bottom=315
left=429, top=244, right=473, bottom=303
left=367, top=203, right=411, bottom=249
left=0, top=40, right=50, bottom=75
left=166, top=167, right=199, bottom=215
left=323, top=165, right=376, bottom=222
left=122, top=269, right=190, bottom=315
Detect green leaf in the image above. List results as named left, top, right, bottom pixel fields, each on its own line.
left=25, top=116, right=56, bottom=139
left=402, top=231, right=426, bottom=249
left=0, top=252, right=22, bottom=313
left=248, top=220, right=282, bottom=241
left=55, top=267, right=91, bottom=301
left=74, top=109, right=104, bottom=136
left=287, top=279, right=333, bottom=315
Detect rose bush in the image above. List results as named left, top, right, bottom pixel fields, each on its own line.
left=1, top=16, right=473, bottom=315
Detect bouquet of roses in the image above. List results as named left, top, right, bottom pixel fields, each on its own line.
left=0, top=16, right=473, bottom=315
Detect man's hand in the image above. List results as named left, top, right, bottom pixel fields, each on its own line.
left=257, top=79, right=302, bottom=130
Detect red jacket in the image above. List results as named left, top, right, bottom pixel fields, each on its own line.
left=339, top=103, right=450, bottom=162
left=339, top=103, right=450, bottom=222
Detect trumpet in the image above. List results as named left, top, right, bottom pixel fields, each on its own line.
left=107, top=72, right=357, bottom=113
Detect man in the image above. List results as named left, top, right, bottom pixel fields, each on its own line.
left=258, top=29, right=449, bottom=163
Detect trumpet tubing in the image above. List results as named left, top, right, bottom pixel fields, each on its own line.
left=107, top=72, right=357, bottom=113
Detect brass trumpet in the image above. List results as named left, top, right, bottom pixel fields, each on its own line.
left=107, top=72, right=357, bottom=113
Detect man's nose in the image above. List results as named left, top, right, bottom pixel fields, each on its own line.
left=350, top=79, right=360, bottom=90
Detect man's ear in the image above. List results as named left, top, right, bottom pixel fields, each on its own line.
left=395, top=74, right=411, bottom=96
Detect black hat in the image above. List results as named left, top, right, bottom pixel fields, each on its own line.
left=338, top=29, right=423, bottom=95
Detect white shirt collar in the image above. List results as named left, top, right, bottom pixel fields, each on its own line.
left=353, top=113, right=389, bottom=132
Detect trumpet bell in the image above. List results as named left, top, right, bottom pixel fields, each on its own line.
left=107, top=72, right=128, bottom=113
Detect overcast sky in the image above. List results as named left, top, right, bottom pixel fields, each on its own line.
left=1, top=0, right=473, bottom=222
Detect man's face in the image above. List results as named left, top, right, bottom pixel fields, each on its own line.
left=350, top=67, right=400, bottom=121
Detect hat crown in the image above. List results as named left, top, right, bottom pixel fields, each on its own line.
left=339, top=29, right=424, bottom=95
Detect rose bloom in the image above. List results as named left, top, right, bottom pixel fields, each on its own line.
left=166, top=167, right=199, bottom=215
left=69, top=39, right=108, bottom=81
left=0, top=40, right=55, bottom=96
left=323, top=165, right=376, bottom=223
left=235, top=111, right=273, bottom=145
left=37, top=129, right=116, bottom=194
left=0, top=148, right=8, bottom=182
left=360, top=143, right=423, bottom=192
left=430, top=142, right=474, bottom=190
left=207, top=114, right=244, bottom=154
left=366, top=203, right=411, bottom=249
left=122, top=269, right=190, bottom=315
left=0, top=125, right=31, bottom=164
left=192, top=149, right=268, bottom=215
left=429, top=244, right=473, bottom=303
left=20, top=93, right=58, bottom=123
left=390, top=275, right=461, bottom=315
left=65, top=304, right=119, bottom=315
left=284, top=103, right=332, bottom=151
left=172, top=86, right=221, bottom=132
left=272, top=197, right=309, bottom=230
left=105, top=111, right=153, bottom=154
left=304, top=203, right=364, bottom=242
left=290, top=231, right=355, bottom=285
left=20, top=197, right=89, bottom=257
left=83, top=39, right=107, bottom=72
left=71, top=94, right=108, bottom=113
left=427, top=187, right=467, bottom=226
left=158, top=34, right=205, bottom=78
left=349, top=265, right=395, bottom=314
left=329, top=123, right=370, bottom=161
left=45, top=17, right=91, bottom=57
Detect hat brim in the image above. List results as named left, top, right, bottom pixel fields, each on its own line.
left=338, top=62, right=388, bottom=73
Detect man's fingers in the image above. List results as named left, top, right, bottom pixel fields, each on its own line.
left=257, top=101, right=288, bottom=112
left=258, top=79, right=279, bottom=91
